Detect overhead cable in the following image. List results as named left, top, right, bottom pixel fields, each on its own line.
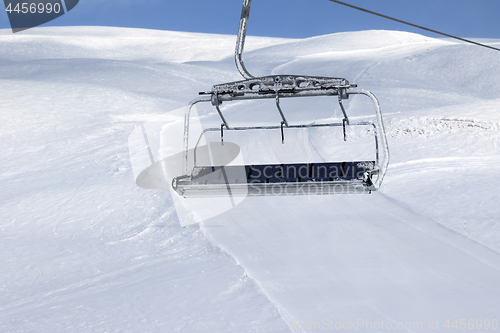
left=328, top=0, right=500, bottom=52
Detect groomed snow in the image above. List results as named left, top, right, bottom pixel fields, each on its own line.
left=1, top=27, right=500, bottom=332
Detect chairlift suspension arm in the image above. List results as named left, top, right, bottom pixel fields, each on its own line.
left=214, top=93, right=230, bottom=129
left=276, top=93, right=289, bottom=127
left=338, top=91, right=349, bottom=141
left=235, top=0, right=254, bottom=79
left=338, top=92, right=349, bottom=125
left=281, top=121, right=285, bottom=144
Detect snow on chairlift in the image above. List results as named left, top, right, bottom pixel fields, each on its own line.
left=171, top=0, right=389, bottom=197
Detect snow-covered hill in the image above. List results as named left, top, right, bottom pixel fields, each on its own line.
left=1, top=27, right=500, bottom=332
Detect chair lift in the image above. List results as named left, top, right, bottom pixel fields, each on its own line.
left=172, top=0, right=389, bottom=197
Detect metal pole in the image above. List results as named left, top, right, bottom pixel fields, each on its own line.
left=235, top=0, right=255, bottom=79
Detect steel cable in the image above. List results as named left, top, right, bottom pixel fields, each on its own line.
left=329, top=0, right=500, bottom=52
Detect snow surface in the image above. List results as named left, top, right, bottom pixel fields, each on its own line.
left=2, top=26, right=500, bottom=332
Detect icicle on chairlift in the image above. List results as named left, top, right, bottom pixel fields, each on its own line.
left=172, top=0, right=389, bottom=197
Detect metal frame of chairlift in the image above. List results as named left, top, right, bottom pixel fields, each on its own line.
left=171, top=0, right=389, bottom=197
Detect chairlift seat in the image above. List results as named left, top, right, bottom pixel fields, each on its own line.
left=173, top=161, right=377, bottom=197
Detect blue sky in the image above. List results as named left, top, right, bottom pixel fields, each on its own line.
left=1, top=0, right=500, bottom=39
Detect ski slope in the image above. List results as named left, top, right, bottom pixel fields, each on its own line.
left=2, top=27, right=500, bottom=332
left=204, top=195, right=500, bottom=332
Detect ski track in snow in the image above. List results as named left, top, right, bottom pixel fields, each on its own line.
left=2, top=27, right=500, bottom=332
